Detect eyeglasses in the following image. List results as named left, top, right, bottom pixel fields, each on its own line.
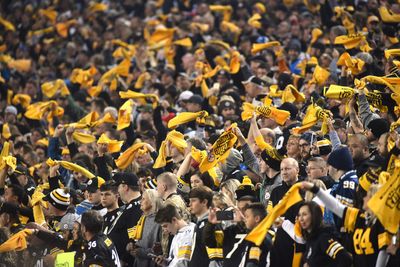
left=306, top=166, right=322, bottom=171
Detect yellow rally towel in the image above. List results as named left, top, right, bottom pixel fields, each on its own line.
left=56, top=19, right=77, bottom=38
left=337, top=52, right=365, bottom=75
left=119, top=90, right=159, bottom=108
left=190, top=22, right=209, bottom=33
left=70, top=66, right=97, bottom=88
left=311, top=65, right=331, bottom=86
left=31, top=186, right=48, bottom=226
left=7, top=59, right=32, bottom=72
left=25, top=101, right=64, bottom=121
left=0, top=229, right=34, bottom=252
left=98, top=133, right=124, bottom=154
left=117, top=99, right=134, bottom=130
left=367, top=159, right=400, bottom=234
left=88, top=2, right=108, bottom=13
left=220, top=21, right=241, bottom=34
left=72, top=131, right=96, bottom=144
left=39, top=8, right=58, bottom=24
left=248, top=13, right=262, bottom=29
left=379, top=6, right=400, bottom=23
left=282, top=84, right=306, bottom=103
left=324, top=84, right=355, bottom=100
left=173, top=38, right=193, bottom=48
left=128, top=215, right=146, bottom=240
left=99, top=59, right=131, bottom=90
left=362, top=75, right=397, bottom=93
left=112, top=39, right=136, bottom=60
left=292, top=103, right=330, bottom=135
left=334, top=33, right=366, bottom=50
left=12, top=94, right=31, bottom=108
left=134, top=72, right=151, bottom=89
left=41, top=79, right=70, bottom=98
left=0, top=141, right=16, bottom=171
left=246, top=183, right=303, bottom=246
left=251, top=41, right=281, bottom=55
left=241, top=102, right=290, bottom=125
left=209, top=5, right=232, bottom=21
left=147, top=28, right=175, bottom=46
left=0, top=16, right=15, bottom=31
left=115, top=142, right=147, bottom=169
left=153, top=130, right=187, bottom=168
left=385, top=49, right=400, bottom=59
left=229, top=51, right=241, bottom=74
left=168, top=111, right=208, bottom=129
left=92, top=112, right=116, bottom=127
left=1, top=123, right=11, bottom=140
left=66, top=111, right=100, bottom=129
left=199, top=124, right=237, bottom=173
left=46, top=158, right=96, bottom=179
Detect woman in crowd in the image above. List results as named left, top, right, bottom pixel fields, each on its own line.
left=302, top=182, right=392, bottom=267
left=280, top=201, right=352, bottom=267
left=128, top=189, right=163, bottom=267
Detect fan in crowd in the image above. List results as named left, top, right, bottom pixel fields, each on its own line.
left=0, top=1, right=399, bottom=267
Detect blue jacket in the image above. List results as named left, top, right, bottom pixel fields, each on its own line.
left=330, top=170, right=358, bottom=207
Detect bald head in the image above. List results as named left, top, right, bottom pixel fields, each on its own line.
left=280, top=158, right=299, bottom=185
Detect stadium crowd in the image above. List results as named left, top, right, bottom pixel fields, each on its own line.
left=0, top=0, right=399, bottom=266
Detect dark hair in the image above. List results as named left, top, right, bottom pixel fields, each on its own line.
left=137, top=168, right=154, bottom=179
left=245, top=203, right=267, bottom=220
left=91, top=98, right=107, bottom=111
left=187, top=137, right=206, bottom=151
left=155, top=204, right=181, bottom=223
left=189, top=186, right=213, bottom=208
left=81, top=210, right=104, bottom=234
left=7, top=184, right=27, bottom=204
left=0, top=227, right=17, bottom=266
left=100, top=181, right=118, bottom=194
left=190, top=171, right=215, bottom=190
left=299, top=201, right=323, bottom=240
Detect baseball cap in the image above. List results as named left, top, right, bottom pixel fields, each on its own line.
left=5, top=105, right=17, bottom=116
left=58, top=213, right=79, bottom=231
left=187, top=94, right=204, bottom=105
left=86, top=177, right=105, bottom=193
left=113, top=172, right=139, bottom=187
left=178, top=91, right=194, bottom=102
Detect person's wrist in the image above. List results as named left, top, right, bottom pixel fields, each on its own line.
left=310, top=184, right=319, bottom=194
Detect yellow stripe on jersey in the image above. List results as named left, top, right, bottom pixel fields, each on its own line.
left=332, top=247, right=344, bottom=259
left=206, top=247, right=223, bottom=259
left=378, top=232, right=392, bottom=249
left=292, top=243, right=302, bottom=267
left=249, top=247, right=261, bottom=260
left=326, top=241, right=344, bottom=258
left=215, top=230, right=224, bottom=247
left=344, top=207, right=359, bottom=232
left=178, top=246, right=192, bottom=259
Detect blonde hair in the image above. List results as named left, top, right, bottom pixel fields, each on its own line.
left=220, top=179, right=241, bottom=203
left=213, top=192, right=234, bottom=210
left=143, top=189, right=163, bottom=214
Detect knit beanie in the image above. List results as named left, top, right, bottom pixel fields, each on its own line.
left=327, top=146, right=353, bottom=171
left=367, top=118, right=389, bottom=139
left=45, top=188, right=70, bottom=211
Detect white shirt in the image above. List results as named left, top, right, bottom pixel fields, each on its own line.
left=168, top=223, right=196, bottom=267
